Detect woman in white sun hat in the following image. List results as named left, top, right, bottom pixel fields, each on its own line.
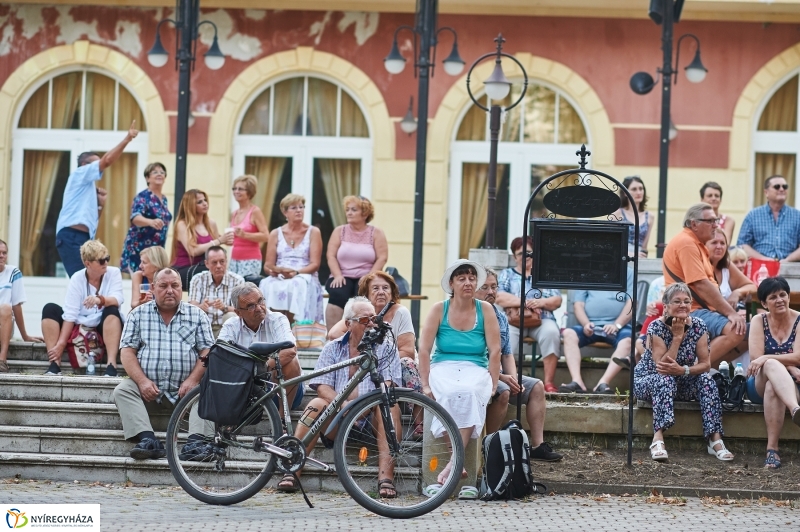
left=418, top=259, right=500, bottom=499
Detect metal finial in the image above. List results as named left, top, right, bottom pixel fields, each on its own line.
left=494, top=33, right=505, bottom=54
left=576, top=144, right=591, bottom=169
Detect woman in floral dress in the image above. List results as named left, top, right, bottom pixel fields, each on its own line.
left=120, top=163, right=172, bottom=273
left=634, top=282, right=733, bottom=462
left=259, top=194, right=324, bottom=324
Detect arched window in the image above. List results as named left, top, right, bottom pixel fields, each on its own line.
left=233, top=75, right=372, bottom=279
left=752, top=73, right=798, bottom=207
left=10, top=70, right=148, bottom=276
left=447, top=81, right=589, bottom=262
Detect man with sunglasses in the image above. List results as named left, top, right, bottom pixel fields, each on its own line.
left=738, top=175, right=800, bottom=262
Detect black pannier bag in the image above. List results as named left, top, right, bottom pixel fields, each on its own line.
left=198, top=342, right=257, bottom=426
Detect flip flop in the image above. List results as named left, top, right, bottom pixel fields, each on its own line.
left=458, top=485, right=479, bottom=500
left=422, top=483, right=443, bottom=498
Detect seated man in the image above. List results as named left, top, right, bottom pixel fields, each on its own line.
left=114, top=268, right=214, bottom=459
left=189, top=246, right=244, bottom=337
left=664, top=203, right=747, bottom=365
left=0, top=239, right=43, bottom=372
left=737, top=175, right=800, bottom=262
left=559, top=269, right=634, bottom=394
left=277, top=296, right=401, bottom=497
left=479, top=268, right=562, bottom=462
left=217, top=282, right=304, bottom=414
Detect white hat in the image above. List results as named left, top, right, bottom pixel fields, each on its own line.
left=440, top=259, right=487, bottom=296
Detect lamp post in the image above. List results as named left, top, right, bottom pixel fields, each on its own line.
left=147, top=0, right=225, bottom=203
left=465, top=34, right=527, bottom=248
left=630, top=0, right=707, bottom=258
left=384, top=0, right=464, bottom=333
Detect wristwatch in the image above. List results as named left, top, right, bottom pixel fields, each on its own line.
left=683, top=365, right=690, bottom=376
left=614, top=322, right=622, bottom=330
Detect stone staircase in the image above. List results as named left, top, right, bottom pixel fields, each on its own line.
left=2, top=341, right=799, bottom=489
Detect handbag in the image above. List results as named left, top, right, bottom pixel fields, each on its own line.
left=292, top=320, right=327, bottom=350
left=66, top=325, right=106, bottom=369
left=505, top=306, right=542, bottom=329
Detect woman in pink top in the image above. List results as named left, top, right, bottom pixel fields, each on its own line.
left=229, top=175, right=269, bottom=278
left=171, top=189, right=232, bottom=290
left=325, top=195, right=388, bottom=329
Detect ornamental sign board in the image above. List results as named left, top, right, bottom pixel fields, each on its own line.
left=542, top=185, right=621, bottom=218
left=531, top=220, right=629, bottom=292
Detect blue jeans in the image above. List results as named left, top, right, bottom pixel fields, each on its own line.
left=56, top=227, right=90, bottom=277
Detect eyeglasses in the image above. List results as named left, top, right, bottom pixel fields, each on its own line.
left=348, top=315, right=375, bottom=325
left=668, top=299, right=692, bottom=306
left=479, top=284, right=499, bottom=291
left=238, top=297, right=266, bottom=312
left=694, top=218, right=720, bottom=225
left=231, top=187, right=248, bottom=192
left=772, top=184, right=789, bottom=190
left=514, top=250, right=532, bottom=258
left=93, top=256, right=111, bottom=265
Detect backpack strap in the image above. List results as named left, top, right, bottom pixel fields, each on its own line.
left=517, top=428, right=535, bottom=487
left=481, top=430, right=516, bottom=500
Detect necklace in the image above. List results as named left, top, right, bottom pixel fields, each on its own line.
left=290, top=239, right=295, bottom=246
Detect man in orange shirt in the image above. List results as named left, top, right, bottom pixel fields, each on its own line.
left=662, top=203, right=747, bottom=365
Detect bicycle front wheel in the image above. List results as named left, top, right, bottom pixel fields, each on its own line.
left=333, top=390, right=464, bottom=519
left=165, top=386, right=282, bottom=505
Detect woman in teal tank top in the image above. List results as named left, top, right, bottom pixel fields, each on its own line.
left=418, top=260, right=501, bottom=488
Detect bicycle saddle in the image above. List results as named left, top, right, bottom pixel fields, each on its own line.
left=248, top=341, right=295, bottom=358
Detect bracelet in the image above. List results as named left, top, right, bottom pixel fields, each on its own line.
left=97, top=295, right=106, bottom=308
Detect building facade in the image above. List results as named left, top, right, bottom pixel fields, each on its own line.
left=2, top=1, right=800, bottom=313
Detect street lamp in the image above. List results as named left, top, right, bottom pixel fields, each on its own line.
left=629, top=0, right=707, bottom=258
left=465, top=34, right=527, bottom=248
left=400, top=97, right=418, bottom=135
left=384, top=0, right=464, bottom=333
left=147, top=0, right=226, bottom=203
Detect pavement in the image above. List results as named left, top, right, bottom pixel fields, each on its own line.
left=2, top=479, right=799, bottom=531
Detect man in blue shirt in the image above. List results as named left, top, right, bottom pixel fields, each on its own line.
left=737, top=175, right=800, bottom=262
left=55, top=121, right=139, bottom=276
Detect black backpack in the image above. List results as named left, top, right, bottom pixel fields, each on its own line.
left=712, top=372, right=748, bottom=411
left=198, top=342, right=257, bottom=426
left=479, top=420, right=546, bottom=501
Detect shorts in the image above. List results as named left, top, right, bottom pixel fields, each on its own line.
left=571, top=324, right=632, bottom=349
left=494, top=374, right=541, bottom=405
left=746, top=375, right=800, bottom=405
left=690, top=309, right=730, bottom=339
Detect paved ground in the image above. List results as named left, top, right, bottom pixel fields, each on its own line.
left=2, top=479, right=799, bottom=531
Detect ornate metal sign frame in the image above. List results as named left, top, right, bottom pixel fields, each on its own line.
left=519, top=145, right=640, bottom=466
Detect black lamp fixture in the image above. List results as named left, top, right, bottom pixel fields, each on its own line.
left=466, top=34, right=528, bottom=249
left=147, top=0, right=226, bottom=202
left=629, top=0, right=707, bottom=258
left=383, top=0, right=463, bottom=334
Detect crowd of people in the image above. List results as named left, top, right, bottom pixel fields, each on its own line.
left=2, top=156, right=800, bottom=497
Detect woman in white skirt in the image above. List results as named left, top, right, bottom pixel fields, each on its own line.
left=418, top=259, right=500, bottom=490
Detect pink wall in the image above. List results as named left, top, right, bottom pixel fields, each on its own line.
left=1, top=6, right=797, bottom=166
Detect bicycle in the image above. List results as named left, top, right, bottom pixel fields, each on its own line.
left=165, top=317, right=465, bottom=519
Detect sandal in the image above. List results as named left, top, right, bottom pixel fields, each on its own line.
left=422, top=483, right=443, bottom=498
left=378, top=478, right=397, bottom=499
left=792, top=406, right=800, bottom=427
left=650, top=440, right=668, bottom=462
left=764, top=449, right=782, bottom=469
left=276, top=474, right=298, bottom=493
left=458, top=485, right=479, bottom=500
left=707, top=438, right=734, bottom=461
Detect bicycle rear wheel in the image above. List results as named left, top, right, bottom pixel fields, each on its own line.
left=333, top=390, right=464, bottom=518
left=165, top=386, right=282, bottom=505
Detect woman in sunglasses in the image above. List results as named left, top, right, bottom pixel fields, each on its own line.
left=41, top=240, right=124, bottom=377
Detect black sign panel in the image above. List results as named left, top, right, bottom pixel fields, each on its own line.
left=542, top=186, right=621, bottom=218
left=531, top=220, right=629, bottom=291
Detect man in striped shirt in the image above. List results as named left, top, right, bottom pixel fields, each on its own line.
left=0, top=239, right=43, bottom=373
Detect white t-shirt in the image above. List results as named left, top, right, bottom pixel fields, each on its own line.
left=391, top=305, right=414, bottom=337
left=217, top=312, right=295, bottom=347
left=0, top=265, right=26, bottom=306
left=62, top=267, right=125, bottom=327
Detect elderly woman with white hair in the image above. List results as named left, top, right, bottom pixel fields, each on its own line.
left=634, top=282, right=732, bottom=462
left=418, top=259, right=500, bottom=495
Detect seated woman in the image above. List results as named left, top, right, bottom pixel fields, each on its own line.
left=130, top=246, right=169, bottom=310
left=707, top=228, right=756, bottom=316
left=616, top=176, right=653, bottom=258
left=259, top=194, right=324, bottom=324
left=700, top=181, right=736, bottom=247
left=327, top=271, right=422, bottom=433
left=41, top=240, right=124, bottom=377
left=729, top=246, right=748, bottom=275
left=633, top=282, right=732, bottom=462
left=745, top=276, right=800, bottom=469
left=418, top=260, right=500, bottom=487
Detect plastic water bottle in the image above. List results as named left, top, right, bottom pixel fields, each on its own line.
left=86, top=354, right=96, bottom=376
left=755, top=264, right=769, bottom=286
left=734, top=363, right=744, bottom=377
left=719, top=360, right=730, bottom=380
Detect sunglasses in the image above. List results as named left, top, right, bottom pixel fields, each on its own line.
left=772, top=184, right=789, bottom=190
left=348, top=315, right=376, bottom=325
left=93, top=256, right=111, bottom=265
left=237, top=297, right=266, bottom=312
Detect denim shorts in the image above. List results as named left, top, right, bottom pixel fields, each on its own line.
left=572, top=324, right=632, bottom=349
left=746, top=375, right=800, bottom=405
left=690, top=309, right=730, bottom=339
